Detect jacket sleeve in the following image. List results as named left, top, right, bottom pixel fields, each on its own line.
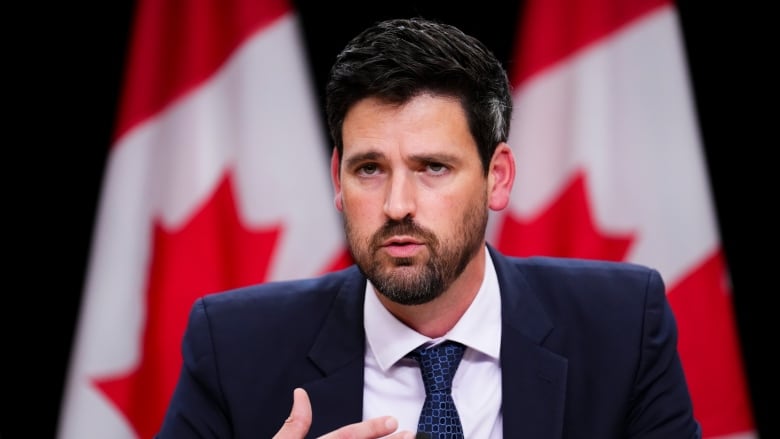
left=155, top=297, right=233, bottom=438
left=626, top=268, right=701, bottom=438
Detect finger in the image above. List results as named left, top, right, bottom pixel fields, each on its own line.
left=389, top=430, right=418, bottom=439
left=319, top=416, right=414, bottom=439
left=272, top=388, right=312, bottom=439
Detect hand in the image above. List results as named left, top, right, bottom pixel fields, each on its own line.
left=273, top=388, right=415, bottom=439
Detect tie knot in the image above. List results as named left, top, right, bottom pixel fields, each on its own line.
left=408, top=341, right=465, bottom=394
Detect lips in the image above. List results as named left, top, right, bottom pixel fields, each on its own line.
left=382, top=236, right=423, bottom=246
left=380, top=236, right=425, bottom=258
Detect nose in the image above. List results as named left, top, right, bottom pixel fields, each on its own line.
left=383, top=171, right=416, bottom=221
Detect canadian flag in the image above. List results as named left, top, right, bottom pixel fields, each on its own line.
left=56, top=0, right=345, bottom=437
left=489, top=0, right=756, bottom=437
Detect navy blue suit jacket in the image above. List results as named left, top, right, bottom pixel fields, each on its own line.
left=156, top=246, right=700, bottom=438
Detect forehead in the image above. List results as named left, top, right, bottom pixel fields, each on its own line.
left=342, top=94, right=476, bottom=158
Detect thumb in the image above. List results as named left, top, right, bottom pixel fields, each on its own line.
left=272, top=388, right=313, bottom=439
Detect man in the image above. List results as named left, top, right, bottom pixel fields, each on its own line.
left=156, top=17, right=701, bottom=438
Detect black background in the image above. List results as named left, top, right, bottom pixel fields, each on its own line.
left=13, top=1, right=771, bottom=438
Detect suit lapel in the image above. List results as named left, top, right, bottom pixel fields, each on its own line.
left=490, top=247, right=567, bottom=439
left=302, top=267, right=368, bottom=437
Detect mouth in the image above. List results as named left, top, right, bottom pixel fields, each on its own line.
left=380, top=236, right=425, bottom=258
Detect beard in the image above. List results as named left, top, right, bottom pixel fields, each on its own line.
left=344, top=196, right=488, bottom=306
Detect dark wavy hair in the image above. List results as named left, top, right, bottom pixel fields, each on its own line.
left=325, top=17, right=512, bottom=175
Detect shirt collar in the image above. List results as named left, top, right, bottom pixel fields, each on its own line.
left=364, top=247, right=502, bottom=371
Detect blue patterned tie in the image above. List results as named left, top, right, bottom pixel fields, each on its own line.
left=408, top=341, right=466, bottom=439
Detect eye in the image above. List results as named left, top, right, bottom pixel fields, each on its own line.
left=426, top=162, right=448, bottom=175
left=357, top=163, right=380, bottom=176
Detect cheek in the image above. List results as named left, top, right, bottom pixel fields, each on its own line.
left=342, top=192, right=383, bottom=226
left=417, top=190, right=460, bottom=224
left=420, top=185, right=483, bottom=225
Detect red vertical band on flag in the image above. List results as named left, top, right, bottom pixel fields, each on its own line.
left=114, top=0, right=290, bottom=142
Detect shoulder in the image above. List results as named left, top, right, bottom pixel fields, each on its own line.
left=490, top=249, right=666, bottom=319
left=492, top=250, right=674, bottom=358
left=496, top=251, right=663, bottom=294
left=191, top=265, right=364, bottom=328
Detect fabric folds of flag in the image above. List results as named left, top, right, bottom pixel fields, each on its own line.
left=57, top=0, right=344, bottom=438
left=490, top=0, right=755, bottom=437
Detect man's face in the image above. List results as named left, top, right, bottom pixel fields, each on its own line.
left=332, top=94, right=489, bottom=305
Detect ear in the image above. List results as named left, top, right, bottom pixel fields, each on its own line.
left=487, top=142, right=515, bottom=211
left=330, top=148, right=344, bottom=211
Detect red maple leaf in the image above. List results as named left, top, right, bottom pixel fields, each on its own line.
left=93, top=173, right=286, bottom=438
left=495, top=171, right=634, bottom=261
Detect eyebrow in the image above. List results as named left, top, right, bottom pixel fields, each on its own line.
left=343, top=151, right=384, bottom=169
left=343, top=150, right=462, bottom=168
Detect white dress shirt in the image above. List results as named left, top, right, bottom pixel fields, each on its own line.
left=363, top=247, right=503, bottom=438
